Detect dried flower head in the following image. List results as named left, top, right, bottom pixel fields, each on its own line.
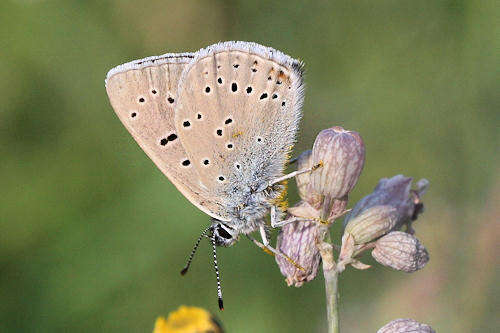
left=344, top=175, right=429, bottom=232
left=153, top=305, right=223, bottom=333
left=310, top=126, right=365, bottom=200
left=377, top=318, right=435, bottom=333
left=343, top=205, right=398, bottom=244
left=372, top=231, right=429, bottom=273
left=276, top=201, right=322, bottom=287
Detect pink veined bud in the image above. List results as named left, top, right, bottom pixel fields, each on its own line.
left=343, top=205, right=398, bottom=244
left=343, top=175, right=429, bottom=232
left=327, top=196, right=349, bottom=221
left=295, top=150, right=321, bottom=206
left=372, top=231, right=429, bottom=273
left=310, top=126, right=365, bottom=200
left=275, top=201, right=321, bottom=287
left=377, top=318, right=435, bottom=333
left=294, top=150, right=349, bottom=220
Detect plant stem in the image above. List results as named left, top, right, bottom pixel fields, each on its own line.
left=318, top=231, right=340, bottom=333
left=324, top=265, right=339, bottom=333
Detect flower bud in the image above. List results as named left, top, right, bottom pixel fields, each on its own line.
left=276, top=202, right=321, bottom=287
left=344, top=205, right=398, bottom=244
left=310, top=126, right=365, bottom=199
left=344, top=175, right=429, bottom=231
left=377, top=318, right=435, bottom=333
left=410, top=178, right=429, bottom=222
left=294, top=148, right=349, bottom=220
left=372, top=231, right=429, bottom=272
left=327, top=196, right=348, bottom=221
left=295, top=150, right=322, bottom=206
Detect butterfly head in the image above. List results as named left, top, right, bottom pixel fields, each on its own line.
left=210, top=220, right=239, bottom=247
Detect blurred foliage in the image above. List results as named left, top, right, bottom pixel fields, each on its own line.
left=1, top=0, right=498, bottom=332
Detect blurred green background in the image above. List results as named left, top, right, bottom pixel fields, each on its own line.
left=1, top=0, right=498, bottom=332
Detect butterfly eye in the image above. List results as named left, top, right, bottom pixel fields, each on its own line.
left=217, top=227, right=232, bottom=239
left=138, top=97, right=145, bottom=103
left=130, top=112, right=137, bottom=118
left=205, top=86, right=211, bottom=93
left=167, top=97, right=175, bottom=104
left=181, top=159, right=191, bottom=166
left=217, top=77, right=223, bottom=84
left=216, top=129, right=223, bottom=137
left=272, top=94, right=278, bottom=99
left=256, top=137, right=262, bottom=143
left=231, top=82, right=238, bottom=92
left=217, top=176, right=225, bottom=182
left=151, top=89, right=157, bottom=94
left=202, top=159, right=210, bottom=166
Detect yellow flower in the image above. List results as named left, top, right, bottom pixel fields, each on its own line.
left=153, top=306, right=223, bottom=333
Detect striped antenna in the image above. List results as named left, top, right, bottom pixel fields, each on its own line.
left=210, top=235, right=224, bottom=311
left=180, top=226, right=211, bottom=275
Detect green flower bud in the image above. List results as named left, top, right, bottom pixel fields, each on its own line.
left=344, top=175, right=429, bottom=233
left=344, top=205, right=398, bottom=244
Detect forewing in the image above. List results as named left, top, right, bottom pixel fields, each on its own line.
left=105, top=53, right=230, bottom=221
left=174, top=41, right=304, bottom=212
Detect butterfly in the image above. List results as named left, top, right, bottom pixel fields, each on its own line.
left=105, top=41, right=310, bottom=309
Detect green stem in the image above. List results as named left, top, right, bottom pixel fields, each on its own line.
left=318, top=231, right=340, bottom=333
left=324, top=266, right=339, bottom=333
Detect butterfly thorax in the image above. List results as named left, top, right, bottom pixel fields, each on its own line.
left=210, top=182, right=285, bottom=247
left=227, top=182, right=285, bottom=235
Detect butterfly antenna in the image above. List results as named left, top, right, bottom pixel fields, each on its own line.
left=180, top=226, right=211, bottom=276
left=210, top=235, right=224, bottom=311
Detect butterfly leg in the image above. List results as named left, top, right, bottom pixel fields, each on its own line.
left=269, top=163, right=322, bottom=186
left=259, top=225, right=271, bottom=247
left=270, top=205, right=313, bottom=228
left=272, top=216, right=315, bottom=228
left=270, top=205, right=281, bottom=228
left=246, top=230, right=305, bottom=272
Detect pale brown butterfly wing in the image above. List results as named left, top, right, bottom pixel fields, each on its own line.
left=105, top=53, right=229, bottom=221
left=174, top=42, right=304, bottom=214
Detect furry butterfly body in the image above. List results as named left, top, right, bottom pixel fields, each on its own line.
left=105, top=42, right=304, bottom=245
